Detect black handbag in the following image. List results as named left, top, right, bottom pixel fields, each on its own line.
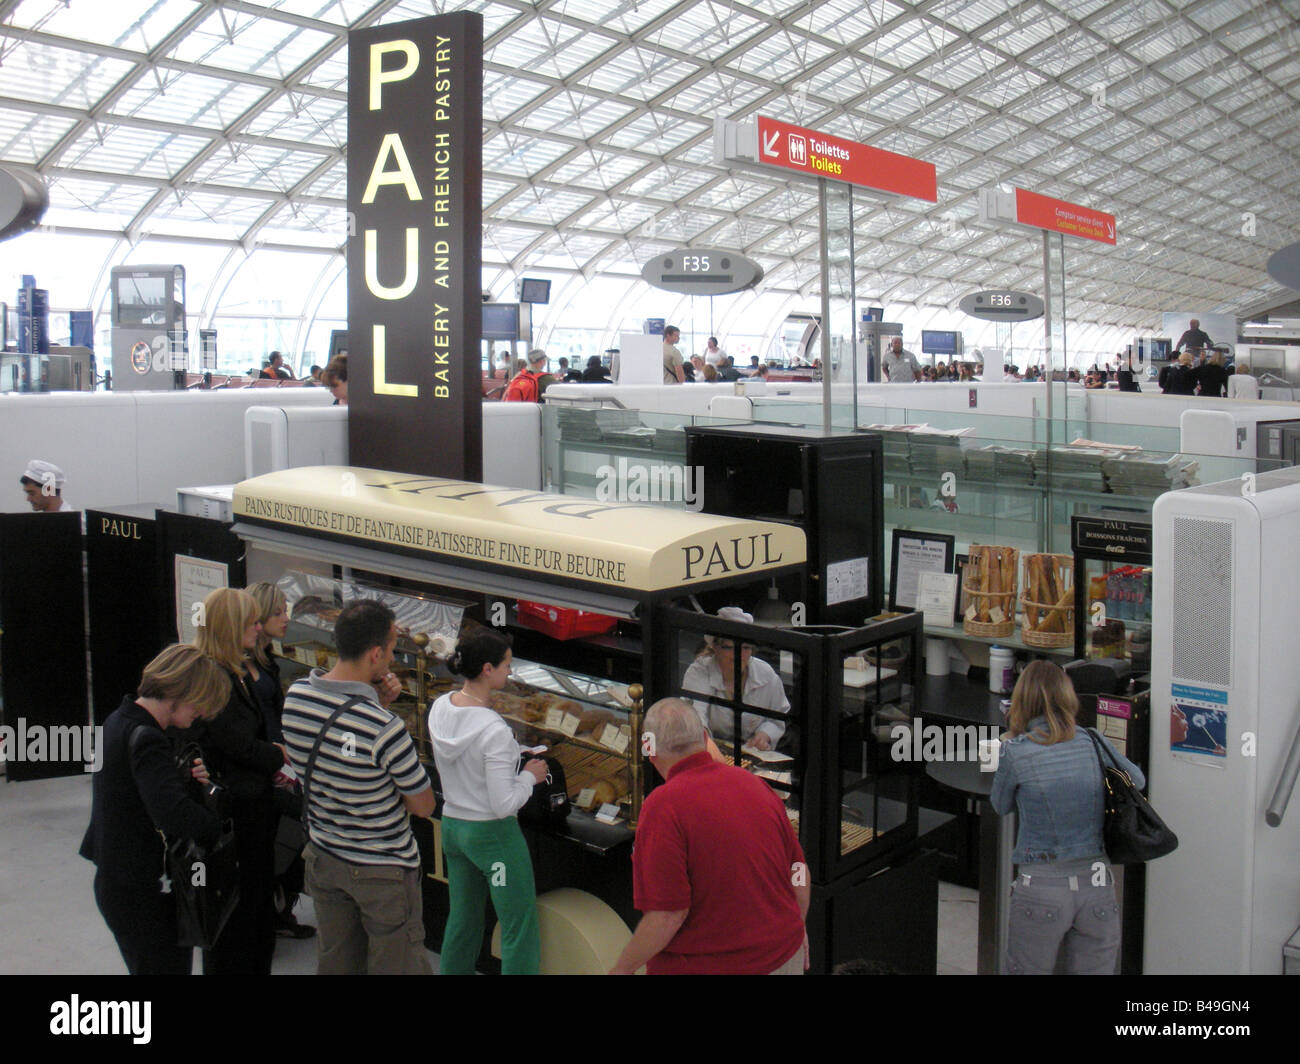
left=167, top=825, right=241, bottom=950
left=515, top=752, right=571, bottom=830
left=134, top=731, right=242, bottom=950
left=1083, top=727, right=1178, bottom=865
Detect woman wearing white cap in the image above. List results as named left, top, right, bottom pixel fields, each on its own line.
left=682, top=607, right=790, bottom=751
left=19, top=459, right=71, bottom=512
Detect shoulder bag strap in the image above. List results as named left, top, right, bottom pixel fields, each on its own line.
left=299, top=696, right=364, bottom=837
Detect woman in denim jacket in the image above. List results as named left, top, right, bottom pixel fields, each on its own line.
left=990, top=661, right=1144, bottom=974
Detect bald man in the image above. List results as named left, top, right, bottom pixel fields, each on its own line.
left=1173, top=319, right=1212, bottom=354
left=610, top=697, right=808, bottom=975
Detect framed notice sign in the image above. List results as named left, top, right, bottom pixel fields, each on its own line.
left=889, top=530, right=955, bottom=612
left=175, top=554, right=228, bottom=644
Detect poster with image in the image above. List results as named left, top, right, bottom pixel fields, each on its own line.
left=1170, top=682, right=1228, bottom=767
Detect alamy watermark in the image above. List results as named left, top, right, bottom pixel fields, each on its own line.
left=889, top=718, right=1003, bottom=772
left=594, top=460, right=703, bottom=511
left=0, top=719, right=103, bottom=773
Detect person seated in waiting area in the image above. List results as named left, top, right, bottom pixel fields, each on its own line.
left=717, top=356, right=742, bottom=382
left=682, top=607, right=789, bottom=752
left=503, top=348, right=554, bottom=402
left=580, top=355, right=611, bottom=383
left=701, top=363, right=719, bottom=383
left=307, top=364, right=323, bottom=384
left=260, top=352, right=292, bottom=380
left=688, top=354, right=706, bottom=381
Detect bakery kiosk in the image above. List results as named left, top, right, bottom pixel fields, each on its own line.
left=231, top=466, right=931, bottom=973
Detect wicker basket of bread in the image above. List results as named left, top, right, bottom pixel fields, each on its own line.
left=1019, top=553, right=1075, bottom=648
left=962, top=544, right=1019, bottom=637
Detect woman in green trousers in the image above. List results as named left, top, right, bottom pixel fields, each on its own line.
left=428, top=629, right=546, bottom=974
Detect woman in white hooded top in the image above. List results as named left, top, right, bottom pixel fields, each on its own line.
left=428, top=629, right=546, bottom=974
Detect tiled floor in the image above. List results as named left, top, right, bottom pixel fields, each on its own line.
left=0, top=772, right=977, bottom=974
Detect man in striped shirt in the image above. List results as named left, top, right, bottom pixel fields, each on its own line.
left=282, top=599, right=435, bottom=975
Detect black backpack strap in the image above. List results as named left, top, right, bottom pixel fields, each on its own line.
left=299, top=696, right=364, bottom=840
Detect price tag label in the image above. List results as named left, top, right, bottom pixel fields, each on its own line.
left=599, top=724, right=631, bottom=754
left=989, top=606, right=1006, bottom=624
left=576, top=787, right=597, bottom=809
left=964, top=604, right=978, bottom=621
left=544, top=708, right=565, bottom=730
left=559, top=713, right=580, bottom=737
left=595, top=803, right=621, bottom=824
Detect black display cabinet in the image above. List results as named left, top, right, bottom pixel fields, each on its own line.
left=685, top=425, right=884, bottom=626
left=85, top=504, right=168, bottom=725
left=0, top=512, right=89, bottom=781
left=653, top=606, right=933, bottom=973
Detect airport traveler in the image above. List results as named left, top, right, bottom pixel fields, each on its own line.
left=281, top=599, right=434, bottom=975
left=688, top=354, right=706, bottom=380
left=717, top=356, right=742, bottom=382
left=19, top=459, right=72, bottom=512
left=322, top=355, right=347, bottom=405
left=193, top=587, right=286, bottom=975
left=260, top=351, right=291, bottom=380
left=1196, top=351, right=1229, bottom=397
left=1227, top=362, right=1259, bottom=400
left=429, top=628, right=545, bottom=975
left=662, top=325, right=685, bottom=384
left=990, top=660, right=1144, bottom=975
left=609, top=697, right=808, bottom=975
left=307, top=364, right=323, bottom=384
left=503, top=348, right=555, bottom=402
left=580, top=355, right=612, bottom=383
left=1172, top=319, right=1212, bottom=353
left=682, top=607, right=789, bottom=751
left=703, top=336, right=726, bottom=366
left=80, top=645, right=232, bottom=975
left=246, top=582, right=316, bottom=941
left=1160, top=350, right=1199, bottom=395
left=701, top=363, right=719, bottom=383
left=882, top=337, right=921, bottom=382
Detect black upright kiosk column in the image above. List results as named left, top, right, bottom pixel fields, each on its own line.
left=85, top=504, right=168, bottom=724
left=0, top=512, right=89, bottom=780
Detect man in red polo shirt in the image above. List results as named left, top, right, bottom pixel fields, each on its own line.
left=609, top=697, right=808, bottom=975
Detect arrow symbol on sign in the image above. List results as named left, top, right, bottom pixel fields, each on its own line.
left=762, top=129, right=780, bottom=158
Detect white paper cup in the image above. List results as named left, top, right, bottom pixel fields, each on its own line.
left=925, top=637, right=950, bottom=676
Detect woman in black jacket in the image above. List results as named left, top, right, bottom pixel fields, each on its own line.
left=80, top=645, right=231, bottom=975
left=247, top=582, right=315, bottom=940
left=194, top=587, right=287, bottom=975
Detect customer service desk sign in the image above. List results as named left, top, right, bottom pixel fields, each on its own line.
left=347, top=13, right=483, bottom=481
left=233, top=467, right=807, bottom=594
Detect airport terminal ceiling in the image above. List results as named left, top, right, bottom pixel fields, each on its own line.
left=1, top=0, right=1298, bottom=344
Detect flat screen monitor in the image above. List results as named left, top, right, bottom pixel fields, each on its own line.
left=519, top=277, right=550, bottom=304
left=921, top=329, right=960, bottom=356
left=328, top=329, right=348, bottom=360
left=482, top=303, right=520, bottom=342
left=1136, top=337, right=1171, bottom=362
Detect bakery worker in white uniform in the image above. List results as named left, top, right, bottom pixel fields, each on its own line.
left=19, top=459, right=72, bottom=513
left=681, top=607, right=790, bottom=751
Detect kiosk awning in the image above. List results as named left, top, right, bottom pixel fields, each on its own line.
left=232, top=466, right=807, bottom=595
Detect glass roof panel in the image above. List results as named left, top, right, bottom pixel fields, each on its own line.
left=0, top=41, right=135, bottom=109
left=6, top=0, right=201, bottom=51
left=111, top=72, right=270, bottom=130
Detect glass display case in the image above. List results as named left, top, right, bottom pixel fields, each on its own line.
left=653, top=606, right=933, bottom=971
left=1071, top=513, right=1153, bottom=668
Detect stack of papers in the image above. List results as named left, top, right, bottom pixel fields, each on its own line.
left=1103, top=453, right=1201, bottom=496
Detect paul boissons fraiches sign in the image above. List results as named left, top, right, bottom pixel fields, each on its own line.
left=347, top=13, right=483, bottom=481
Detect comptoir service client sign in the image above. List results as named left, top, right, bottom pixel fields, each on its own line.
left=347, top=13, right=483, bottom=480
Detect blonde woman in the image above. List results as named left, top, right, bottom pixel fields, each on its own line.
left=193, top=586, right=287, bottom=974
left=80, top=645, right=231, bottom=974
left=681, top=607, right=789, bottom=752
left=990, top=660, right=1144, bottom=975
left=246, top=582, right=316, bottom=940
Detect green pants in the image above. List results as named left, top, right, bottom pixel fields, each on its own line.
left=440, top=816, right=540, bottom=975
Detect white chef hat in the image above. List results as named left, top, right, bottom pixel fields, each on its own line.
left=704, top=606, right=754, bottom=645
left=21, top=459, right=66, bottom=489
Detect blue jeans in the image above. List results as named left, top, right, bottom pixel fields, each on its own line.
left=1005, top=870, right=1121, bottom=975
